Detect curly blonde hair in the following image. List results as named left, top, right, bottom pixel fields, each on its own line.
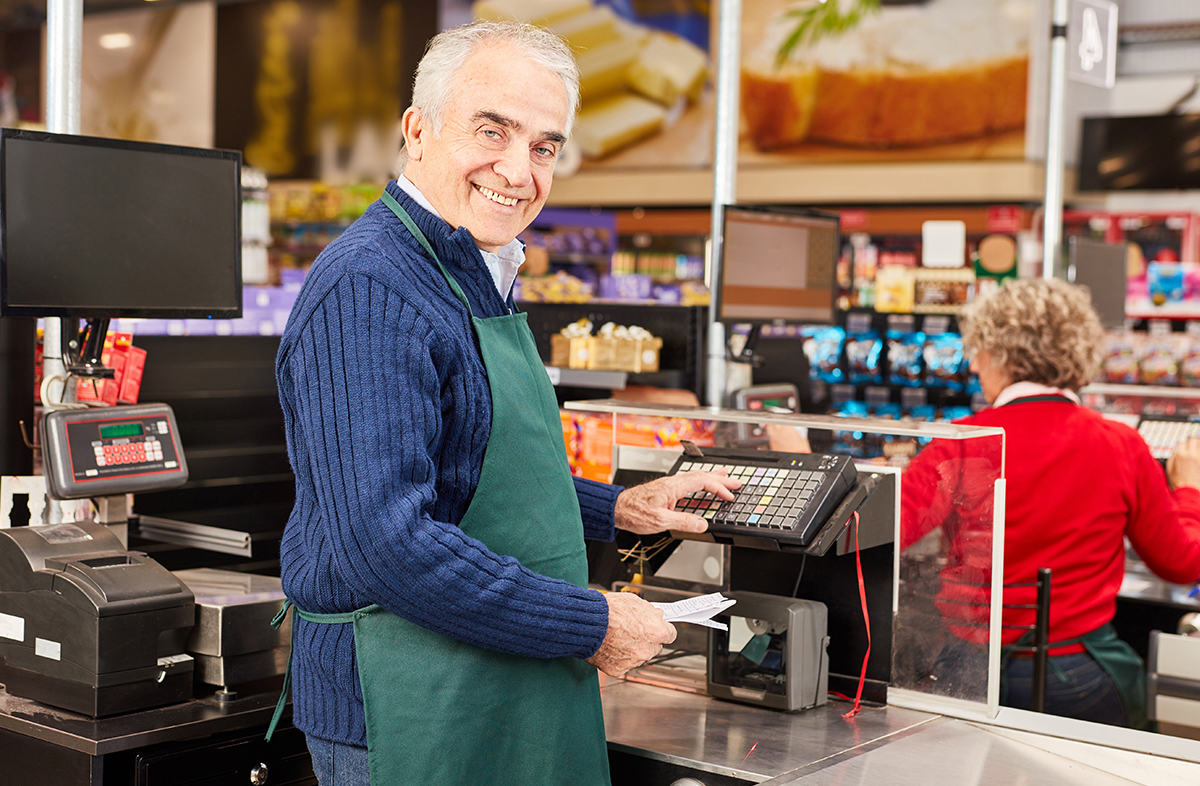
left=958, top=278, right=1104, bottom=391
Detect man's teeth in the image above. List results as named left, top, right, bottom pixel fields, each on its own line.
left=479, top=186, right=518, bottom=206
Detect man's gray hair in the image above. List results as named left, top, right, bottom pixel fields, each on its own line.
left=396, top=21, right=580, bottom=173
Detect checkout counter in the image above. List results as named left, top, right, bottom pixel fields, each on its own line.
left=3, top=399, right=1200, bottom=785
left=572, top=400, right=1200, bottom=785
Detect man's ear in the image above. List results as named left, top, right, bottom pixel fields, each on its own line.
left=401, top=107, right=424, bottom=162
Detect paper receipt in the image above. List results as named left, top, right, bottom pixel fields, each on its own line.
left=651, top=592, right=736, bottom=631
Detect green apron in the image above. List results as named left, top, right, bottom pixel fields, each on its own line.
left=271, top=190, right=611, bottom=786
left=1001, top=623, right=1148, bottom=730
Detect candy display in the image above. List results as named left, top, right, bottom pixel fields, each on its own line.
left=846, top=330, right=883, bottom=386
left=923, top=333, right=967, bottom=392
left=887, top=330, right=925, bottom=388
left=803, top=325, right=846, bottom=385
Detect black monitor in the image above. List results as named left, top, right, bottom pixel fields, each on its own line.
left=0, top=129, right=243, bottom=321
left=1077, top=113, right=1200, bottom=191
left=715, top=205, right=839, bottom=325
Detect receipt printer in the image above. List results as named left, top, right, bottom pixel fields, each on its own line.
left=0, top=521, right=195, bottom=716
left=708, top=591, right=829, bottom=712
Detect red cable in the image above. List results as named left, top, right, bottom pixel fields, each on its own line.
left=842, top=511, right=870, bottom=720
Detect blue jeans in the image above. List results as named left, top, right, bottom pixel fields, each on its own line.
left=305, top=735, right=370, bottom=786
left=1005, top=652, right=1129, bottom=727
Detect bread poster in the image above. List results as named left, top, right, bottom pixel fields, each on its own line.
left=444, top=0, right=1034, bottom=170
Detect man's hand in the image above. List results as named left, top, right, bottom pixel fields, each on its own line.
left=586, top=591, right=676, bottom=678
left=1169, top=437, right=1200, bottom=491
left=614, top=471, right=741, bottom=536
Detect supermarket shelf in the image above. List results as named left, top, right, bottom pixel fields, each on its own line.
left=544, top=366, right=628, bottom=389
left=1082, top=383, right=1200, bottom=399
left=547, top=161, right=1066, bottom=207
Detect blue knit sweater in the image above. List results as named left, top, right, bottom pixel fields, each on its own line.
left=276, top=182, right=621, bottom=746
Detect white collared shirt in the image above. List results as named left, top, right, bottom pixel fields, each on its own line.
left=992, top=381, right=1081, bottom=408
left=394, top=175, right=525, bottom=302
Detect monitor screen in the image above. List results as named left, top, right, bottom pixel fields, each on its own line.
left=1077, top=113, right=1200, bottom=191
left=0, top=129, right=242, bottom=319
left=716, top=206, right=839, bottom=324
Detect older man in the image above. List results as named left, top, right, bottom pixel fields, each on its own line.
left=274, top=21, right=737, bottom=786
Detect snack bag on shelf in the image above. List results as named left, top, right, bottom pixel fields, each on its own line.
left=1138, top=333, right=1180, bottom=386
left=846, top=329, right=883, bottom=386
left=802, top=325, right=845, bottom=385
left=887, top=329, right=925, bottom=388
left=1102, top=330, right=1141, bottom=385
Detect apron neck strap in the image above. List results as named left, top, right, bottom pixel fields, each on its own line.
left=381, top=189, right=472, bottom=315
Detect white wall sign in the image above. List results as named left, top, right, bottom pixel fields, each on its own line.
left=1068, top=0, right=1118, bottom=89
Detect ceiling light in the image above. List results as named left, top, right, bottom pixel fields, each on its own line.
left=99, top=33, right=133, bottom=50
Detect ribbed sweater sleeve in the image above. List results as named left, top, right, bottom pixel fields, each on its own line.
left=280, top=269, right=610, bottom=660
left=575, top=476, right=620, bottom=542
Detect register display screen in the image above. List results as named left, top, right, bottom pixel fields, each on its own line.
left=0, top=129, right=242, bottom=319
left=717, top=206, right=839, bottom=324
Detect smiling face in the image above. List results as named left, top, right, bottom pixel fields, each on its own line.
left=401, top=40, right=570, bottom=253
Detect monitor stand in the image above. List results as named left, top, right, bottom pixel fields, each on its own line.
left=62, top=318, right=115, bottom=379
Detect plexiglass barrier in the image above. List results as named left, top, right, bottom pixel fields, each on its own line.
left=563, top=399, right=1006, bottom=717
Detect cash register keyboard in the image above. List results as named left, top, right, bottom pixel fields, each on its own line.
left=669, top=447, right=857, bottom=548
left=1138, top=418, right=1200, bottom=460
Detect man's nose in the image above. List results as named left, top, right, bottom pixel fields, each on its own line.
left=494, top=144, right=533, bottom=188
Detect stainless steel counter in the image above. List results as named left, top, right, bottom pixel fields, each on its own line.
left=600, top=677, right=1200, bottom=785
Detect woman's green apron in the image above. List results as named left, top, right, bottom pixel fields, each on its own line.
left=1001, top=623, right=1148, bottom=729
left=270, top=190, right=611, bottom=785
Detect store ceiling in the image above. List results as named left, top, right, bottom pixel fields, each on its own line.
left=0, top=0, right=184, bottom=31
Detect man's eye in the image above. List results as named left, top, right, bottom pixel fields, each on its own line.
left=482, top=129, right=502, bottom=140
left=534, top=146, right=556, bottom=157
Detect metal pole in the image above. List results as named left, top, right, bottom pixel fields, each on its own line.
left=1032, top=568, right=1052, bottom=714
left=42, top=0, right=83, bottom=409
left=1042, top=0, right=1069, bottom=280
left=705, top=0, right=741, bottom=408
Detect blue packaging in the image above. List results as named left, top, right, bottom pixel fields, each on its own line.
left=923, top=333, right=966, bottom=391
left=804, top=326, right=846, bottom=384
left=846, top=330, right=884, bottom=385
left=887, top=330, right=925, bottom=387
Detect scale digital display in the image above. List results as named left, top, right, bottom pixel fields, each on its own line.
left=99, top=422, right=145, bottom=439
left=40, top=403, right=188, bottom=500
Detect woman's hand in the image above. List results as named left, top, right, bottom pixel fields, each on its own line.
left=1168, top=437, right=1200, bottom=491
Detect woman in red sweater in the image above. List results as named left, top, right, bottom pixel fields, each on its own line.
left=901, top=278, right=1200, bottom=728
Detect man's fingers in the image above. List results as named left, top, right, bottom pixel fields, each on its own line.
left=675, top=470, right=742, bottom=500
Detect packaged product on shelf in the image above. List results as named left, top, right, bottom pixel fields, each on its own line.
left=679, top=280, right=710, bottom=306
left=549, top=319, right=662, bottom=372
left=830, top=399, right=874, bottom=458
left=519, top=270, right=594, bottom=302
left=1139, top=332, right=1181, bottom=386
left=846, top=329, right=883, bottom=386
left=887, top=329, right=926, bottom=387
left=560, top=410, right=582, bottom=475
left=912, top=268, right=975, bottom=314
left=1148, top=260, right=1186, bottom=306
left=599, top=273, right=652, bottom=300
left=922, top=333, right=967, bottom=392
left=550, top=318, right=594, bottom=369
left=1180, top=339, right=1200, bottom=388
left=802, top=325, right=845, bottom=384
left=874, top=265, right=916, bottom=313
left=1102, top=330, right=1141, bottom=384
left=941, top=406, right=973, bottom=423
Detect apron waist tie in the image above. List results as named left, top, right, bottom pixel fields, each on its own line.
left=265, top=600, right=381, bottom=741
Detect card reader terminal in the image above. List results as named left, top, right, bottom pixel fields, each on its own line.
left=41, top=403, right=188, bottom=500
